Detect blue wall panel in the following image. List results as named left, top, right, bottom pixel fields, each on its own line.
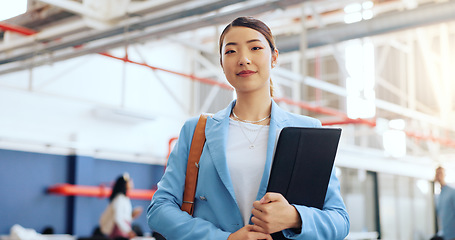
left=0, top=148, right=165, bottom=237
left=0, top=149, right=68, bottom=235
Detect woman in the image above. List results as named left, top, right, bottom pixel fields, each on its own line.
left=100, top=173, right=143, bottom=239
left=147, top=17, right=350, bottom=240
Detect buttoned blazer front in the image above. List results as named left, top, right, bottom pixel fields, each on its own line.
left=147, top=99, right=350, bottom=240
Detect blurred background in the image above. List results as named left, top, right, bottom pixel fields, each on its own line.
left=1, top=0, right=454, bottom=239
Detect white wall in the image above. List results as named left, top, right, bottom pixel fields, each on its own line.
left=0, top=41, right=195, bottom=164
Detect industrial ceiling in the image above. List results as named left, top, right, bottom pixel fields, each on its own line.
left=1, top=0, right=455, bottom=174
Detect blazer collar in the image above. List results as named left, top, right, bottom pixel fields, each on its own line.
left=270, top=98, right=291, bottom=127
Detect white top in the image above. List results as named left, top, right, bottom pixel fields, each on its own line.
left=226, top=118, right=269, bottom=225
left=99, top=194, right=133, bottom=235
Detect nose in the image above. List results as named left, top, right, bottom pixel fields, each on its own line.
left=238, top=54, right=251, bottom=66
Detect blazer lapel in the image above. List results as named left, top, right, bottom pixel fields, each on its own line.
left=204, top=101, right=237, bottom=202
left=255, top=99, right=291, bottom=201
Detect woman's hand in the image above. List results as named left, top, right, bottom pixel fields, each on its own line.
left=228, top=225, right=272, bottom=240
left=132, top=206, right=143, bottom=219
left=251, top=192, right=302, bottom=234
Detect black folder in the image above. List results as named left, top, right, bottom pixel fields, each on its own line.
left=266, top=127, right=342, bottom=240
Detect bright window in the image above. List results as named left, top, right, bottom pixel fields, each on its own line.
left=0, top=0, right=27, bottom=21
left=345, top=41, right=376, bottom=119
left=344, top=1, right=374, bottom=24
left=383, top=119, right=406, bottom=158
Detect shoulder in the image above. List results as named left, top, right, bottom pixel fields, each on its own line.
left=179, top=116, right=202, bottom=137
left=441, top=185, right=455, bottom=199
left=272, top=100, right=321, bottom=127
left=284, top=111, right=322, bottom=128
left=175, top=115, right=210, bottom=148
left=182, top=113, right=215, bottom=126
left=446, top=185, right=455, bottom=194
left=182, top=116, right=200, bottom=129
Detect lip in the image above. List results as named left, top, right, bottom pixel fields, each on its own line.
left=236, top=70, right=257, bottom=77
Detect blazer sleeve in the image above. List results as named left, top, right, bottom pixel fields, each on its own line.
left=282, top=118, right=350, bottom=240
left=146, top=118, right=231, bottom=240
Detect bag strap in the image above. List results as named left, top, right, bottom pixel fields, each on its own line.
left=181, top=114, right=208, bottom=215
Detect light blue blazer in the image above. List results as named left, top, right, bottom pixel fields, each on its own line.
left=147, top=100, right=350, bottom=240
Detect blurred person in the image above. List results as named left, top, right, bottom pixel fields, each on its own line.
left=100, top=173, right=143, bottom=240
left=430, top=235, right=444, bottom=240
left=41, top=226, right=54, bottom=234
left=147, top=16, right=349, bottom=240
left=435, top=166, right=455, bottom=240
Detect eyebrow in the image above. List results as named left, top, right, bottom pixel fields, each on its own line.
left=224, top=39, right=262, bottom=47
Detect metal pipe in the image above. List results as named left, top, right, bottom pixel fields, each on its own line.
left=321, top=119, right=377, bottom=127
left=101, top=52, right=455, bottom=149
left=0, top=22, right=36, bottom=36
left=98, top=52, right=234, bottom=91
left=277, top=0, right=455, bottom=51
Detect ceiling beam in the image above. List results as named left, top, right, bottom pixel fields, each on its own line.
left=276, top=0, right=455, bottom=52
left=0, top=0, right=307, bottom=72
left=1, top=0, right=455, bottom=73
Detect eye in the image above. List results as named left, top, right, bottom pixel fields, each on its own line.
left=251, top=46, right=263, bottom=51
left=225, top=50, right=235, bottom=54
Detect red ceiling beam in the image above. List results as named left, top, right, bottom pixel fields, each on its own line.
left=0, top=22, right=37, bottom=36
left=273, top=97, right=377, bottom=127
left=47, top=183, right=155, bottom=200
left=98, top=52, right=234, bottom=91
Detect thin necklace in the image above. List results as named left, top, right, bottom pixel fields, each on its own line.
left=232, top=109, right=271, bottom=124
left=236, top=120, right=266, bottom=149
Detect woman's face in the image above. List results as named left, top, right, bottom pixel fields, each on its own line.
left=220, top=26, right=277, bottom=96
left=435, top=168, right=445, bottom=182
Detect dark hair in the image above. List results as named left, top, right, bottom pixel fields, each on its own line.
left=219, top=17, right=277, bottom=97
left=219, top=16, right=276, bottom=56
left=109, top=175, right=128, bottom=202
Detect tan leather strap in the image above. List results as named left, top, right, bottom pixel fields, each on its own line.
left=181, top=114, right=208, bottom=215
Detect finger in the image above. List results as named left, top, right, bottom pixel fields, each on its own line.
left=251, top=216, right=267, bottom=231
left=246, top=224, right=269, bottom=236
left=248, top=226, right=271, bottom=238
left=253, top=200, right=263, bottom=210
left=251, top=207, right=265, bottom=219
left=249, top=224, right=264, bottom=233
left=250, top=216, right=260, bottom=226
left=246, top=224, right=260, bottom=231
left=260, top=192, right=283, bottom=203
left=251, top=224, right=267, bottom=234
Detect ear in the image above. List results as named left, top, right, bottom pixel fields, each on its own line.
left=271, top=49, right=279, bottom=68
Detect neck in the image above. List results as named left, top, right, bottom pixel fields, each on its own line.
left=440, top=181, right=446, bottom=188
left=233, top=92, right=272, bottom=122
